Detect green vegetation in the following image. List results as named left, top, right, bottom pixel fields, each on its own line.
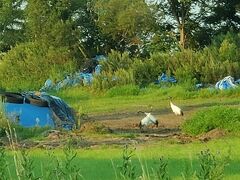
left=182, top=106, right=240, bottom=135
left=0, top=1, right=240, bottom=91
left=53, top=85, right=240, bottom=115
left=0, top=1, right=240, bottom=179
left=1, top=137, right=239, bottom=179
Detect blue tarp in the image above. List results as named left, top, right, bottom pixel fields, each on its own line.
left=156, top=73, right=177, bottom=84
left=215, top=76, right=238, bottom=90
left=40, top=55, right=107, bottom=92
left=1, top=92, right=75, bottom=129
left=5, top=103, right=54, bottom=127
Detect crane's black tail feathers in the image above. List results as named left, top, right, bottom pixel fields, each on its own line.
left=181, top=111, right=184, bottom=116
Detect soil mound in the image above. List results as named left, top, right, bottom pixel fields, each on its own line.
left=80, top=121, right=113, bottom=134
left=198, top=128, right=227, bottom=142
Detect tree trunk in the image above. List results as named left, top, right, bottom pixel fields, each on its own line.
left=179, top=24, right=185, bottom=49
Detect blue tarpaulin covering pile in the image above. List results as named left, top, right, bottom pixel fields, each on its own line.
left=40, top=55, right=105, bottom=92
left=155, top=73, right=177, bottom=84
left=1, top=91, right=75, bottom=129
left=215, top=76, right=238, bottom=90
left=40, top=72, right=94, bottom=92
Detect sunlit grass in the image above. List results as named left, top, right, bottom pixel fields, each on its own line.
left=52, top=85, right=240, bottom=115
left=5, top=136, right=240, bottom=179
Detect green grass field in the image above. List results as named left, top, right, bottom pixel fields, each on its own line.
left=5, top=136, right=240, bottom=179
left=53, top=85, right=240, bottom=115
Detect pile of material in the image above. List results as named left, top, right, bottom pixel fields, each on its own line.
left=0, top=91, right=75, bottom=129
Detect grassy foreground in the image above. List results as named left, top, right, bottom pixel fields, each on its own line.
left=4, top=136, right=240, bottom=179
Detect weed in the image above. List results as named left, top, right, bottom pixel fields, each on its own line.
left=0, top=147, right=9, bottom=180
left=196, top=149, right=228, bottom=180
left=155, top=157, right=170, bottom=180
left=181, top=159, right=196, bottom=180
left=118, top=145, right=137, bottom=180
left=18, top=150, right=36, bottom=180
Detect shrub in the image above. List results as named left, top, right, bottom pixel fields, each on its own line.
left=100, top=50, right=133, bottom=73
left=0, top=42, right=76, bottom=91
left=182, top=106, right=240, bottom=135
left=92, top=69, right=135, bottom=91
left=196, top=149, right=229, bottom=180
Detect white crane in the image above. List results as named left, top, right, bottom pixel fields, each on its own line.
left=138, top=111, right=159, bottom=129
left=169, top=97, right=184, bottom=116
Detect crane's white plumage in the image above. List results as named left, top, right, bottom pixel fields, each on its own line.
left=138, top=112, right=158, bottom=129
left=170, top=101, right=183, bottom=116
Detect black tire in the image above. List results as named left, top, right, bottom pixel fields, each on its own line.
left=2, top=93, right=24, bottom=104
left=25, top=95, right=49, bottom=107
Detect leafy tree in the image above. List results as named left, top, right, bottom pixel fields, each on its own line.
left=0, top=0, right=25, bottom=52
left=94, top=0, right=155, bottom=55
left=25, top=0, right=77, bottom=48
left=152, top=0, right=199, bottom=49
left=69, top=0, right=109, bottom=58
left=199, top=0, right=240, bottom=36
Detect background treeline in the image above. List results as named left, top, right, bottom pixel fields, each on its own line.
left=0, top=0, right=240, bottom=91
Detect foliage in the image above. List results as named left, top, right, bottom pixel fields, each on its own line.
left=94, top=0, right=155, bottom=53
left=0, top=42, right=76, bottom=91
left=92, top=51, right=135, bottom=91
left=18, top=150, right=36, bottom=180
left=199, top=0, right=240, bottom=36
left=0, top=0, right=25, bottom=52
left=25, top=0, right=77, bottom=48
left=155, top=157, right=170, bottom=180
left=118, top=145, right=137, bottom=180
left=182, top=106, right=240, bottom=135
left=196, top=149, right=229, bottom=180
left=0, top=147, right=8, bottom=180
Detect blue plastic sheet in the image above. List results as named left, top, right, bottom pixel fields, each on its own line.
left=235, top=79, right=240, bottom=84
left=215, top=76, right=238, bottom=90
left=5, top=103, right=54, bottom=127
left=2, top=91, right=75, bottom=129
left=156, top=73, right=177, bottom=84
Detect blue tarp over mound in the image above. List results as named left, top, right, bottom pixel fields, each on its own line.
left=215, top=76, right=238, bottom=90
left=0, top=92, right=75, bottom=129
left=155, top=73, right=177, bottom=84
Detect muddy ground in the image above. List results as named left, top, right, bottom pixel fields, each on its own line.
left=25, top=104, right=229, bottom=149
left=2, top=102, right=233, bottom=149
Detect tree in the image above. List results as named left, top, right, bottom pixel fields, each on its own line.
left=25, top=0, right=77, bottom=48
left=152, top=0, right=199, bottom=49
left=94, top=0, right=155, bottom=54
left=198, top=0, right=240, bottom=36
left=0, top=0, right=25, bottom=52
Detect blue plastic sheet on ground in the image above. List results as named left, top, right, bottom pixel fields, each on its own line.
left=215, top=76, right=238, bottom=90
left=40, top=55, right=107, bottom=92
left=95, top=64, right=102, bottom=75
left=196, top=83, right=203, bottom=89
left=235, top=79, right=240, bottom=84
left=5, top=103, right=54, bottom=128
left=1, top=91, right=75, bottom=129
left=156, top=73, right=177, bottom=84
left=40, top=71, right=94, bottom=92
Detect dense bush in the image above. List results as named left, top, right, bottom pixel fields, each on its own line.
left=0, top=42, right=76, bottom=91
left=182, top=106, right=240, bottom=135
